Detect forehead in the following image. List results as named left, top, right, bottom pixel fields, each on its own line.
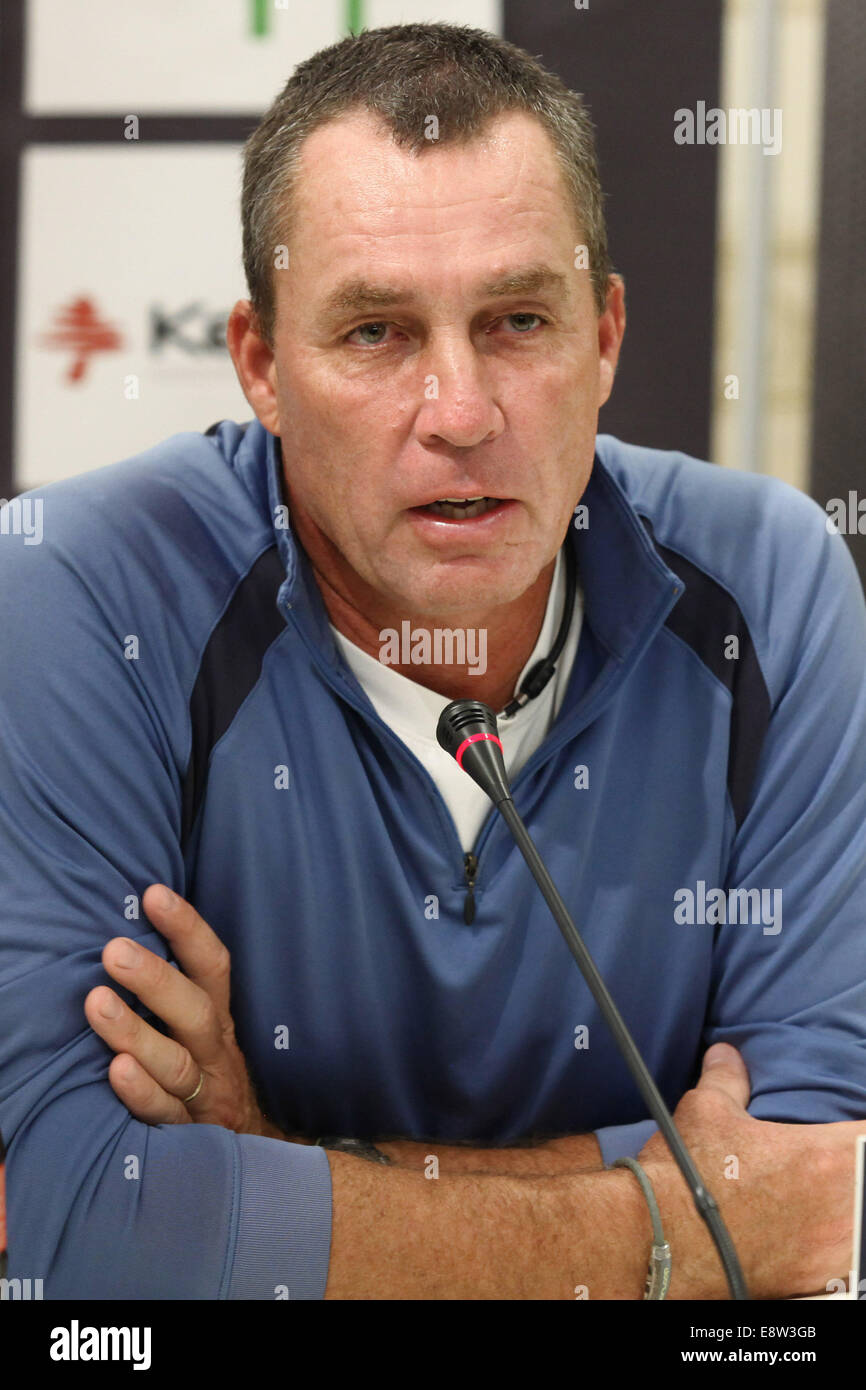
left=286, top=107, right=576, bottom=253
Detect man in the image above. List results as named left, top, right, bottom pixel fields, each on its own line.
left=1, top=23, right=865, bottom=1301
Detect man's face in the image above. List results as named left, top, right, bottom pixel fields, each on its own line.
left=240, top=108, right=624, bottom=621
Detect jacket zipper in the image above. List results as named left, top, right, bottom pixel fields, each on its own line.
left=463, top=852, right=479, bottom=925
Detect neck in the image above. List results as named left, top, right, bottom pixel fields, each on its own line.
left=313, top=555, right=557, bottom=713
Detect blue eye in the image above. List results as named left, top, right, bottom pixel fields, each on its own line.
left=345, top=312, right=547, bottom=348
left=502, top=313, right=544, bottom=332
left=349, top=322, right=392, bottom=346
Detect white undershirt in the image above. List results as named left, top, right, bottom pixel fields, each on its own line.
left=330, top=549, right=583, bottom=853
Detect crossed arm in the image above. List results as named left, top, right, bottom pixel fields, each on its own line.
left=84, top=883, right=603, bottom=1177
left=83, top=884, right=862, bottom=1300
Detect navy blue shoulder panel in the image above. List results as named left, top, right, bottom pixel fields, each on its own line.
left=638, top=516, right=771, bottom=830
left=181, top=544, right=288, bottom=851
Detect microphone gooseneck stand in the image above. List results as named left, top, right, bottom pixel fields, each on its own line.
left=436, top=697, right=750, bottom=1302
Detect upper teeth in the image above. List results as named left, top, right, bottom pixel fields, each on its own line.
left=438, top=496, right=484, bottom=503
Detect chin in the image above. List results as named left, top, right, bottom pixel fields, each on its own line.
left=402, top=559, right=536, bottom=617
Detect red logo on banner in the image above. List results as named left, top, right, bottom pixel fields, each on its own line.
left=38, top=297, right=123, bottom=383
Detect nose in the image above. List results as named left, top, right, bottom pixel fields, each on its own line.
left=415, top=333, right=505, bottom=450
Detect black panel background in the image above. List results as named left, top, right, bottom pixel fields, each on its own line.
left=810, top=0, right=866, bottom=590
left=505, top=0, right=723, bottom=462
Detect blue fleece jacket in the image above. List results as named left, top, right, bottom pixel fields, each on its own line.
left=1, top=419, right=864, bottom=1298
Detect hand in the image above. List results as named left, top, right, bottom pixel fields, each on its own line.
left=84, top=885, right=283, bottom=1138
left=636, top=1042, right=864, bottom=1299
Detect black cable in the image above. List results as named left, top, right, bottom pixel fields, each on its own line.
left=437, top=700, right=751, bottom=1301
left=500, top=538, right=578, bottom=720
left=497, top=795, right=750, bottom=1301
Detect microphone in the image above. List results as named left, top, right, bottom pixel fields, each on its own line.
left=436, top=698, right=749, bottom=1302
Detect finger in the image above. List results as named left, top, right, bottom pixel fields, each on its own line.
left=108, top=1053, right=192, bottom=1125
left=100, top=935, right=225, bottom=1071
left=140, top=885, right=232, bottom=1017
left=696, top=1042, right=751, bottom=1109
left=85, top=985, right=202, bottom=1104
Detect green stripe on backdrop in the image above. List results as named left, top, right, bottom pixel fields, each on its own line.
left=251, top=0, right=269, bottom=37
left=250, top=1, right=363, bottom=38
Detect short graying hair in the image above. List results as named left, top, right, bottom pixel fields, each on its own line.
left=241, top=22, right=614, bottom=347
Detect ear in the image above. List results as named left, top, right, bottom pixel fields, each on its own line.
left=226, top=299, right=280, bottom=434
left=597, top=274, right=626, bottom=408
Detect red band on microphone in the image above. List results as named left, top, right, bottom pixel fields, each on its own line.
left=455, top=731, right=504, bottom=769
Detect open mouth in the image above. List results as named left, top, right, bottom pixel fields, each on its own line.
left=416, top=496, right=504, bottom=520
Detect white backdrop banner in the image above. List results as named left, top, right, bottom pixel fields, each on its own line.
left=17, top=0, right=501, bottom=488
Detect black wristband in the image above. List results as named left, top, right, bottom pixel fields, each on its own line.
left=315, top=1136, right=393, bottom=1165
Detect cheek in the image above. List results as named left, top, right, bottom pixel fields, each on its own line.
left=509, top=371, right=595, bottom=470
left=514, top=338, right=596, bottom=409
left=285, top=364, right=409, bottom=472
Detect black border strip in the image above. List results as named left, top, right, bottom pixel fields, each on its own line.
left=18, top=115, right=261, bottom=142
left=181, top=544, right=288, bottom=851
left=0, top=0, right=25, bottom=503
left=809, top=0, right=866, bottom=592
left=639, top=516, right=771, bottom=831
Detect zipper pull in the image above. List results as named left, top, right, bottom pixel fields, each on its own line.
left=463, top=852, right=478, bottom=925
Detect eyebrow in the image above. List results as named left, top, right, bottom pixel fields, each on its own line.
left=319, top=263, right=570, bottom=323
